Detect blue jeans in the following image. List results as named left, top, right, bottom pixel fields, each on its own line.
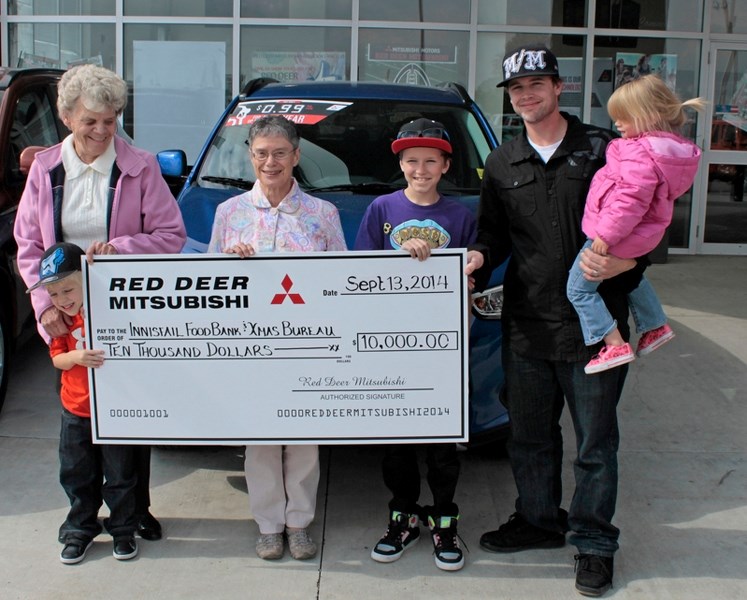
left=567, top=240, right=667, bottom=345
left=58, top=410, right=137, bottom=543
left=502, top=345, right=627, bottom=556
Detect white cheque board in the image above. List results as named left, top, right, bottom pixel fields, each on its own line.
left=84, top=251, right=470, bottom=445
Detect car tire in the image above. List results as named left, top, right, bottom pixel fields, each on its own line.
left=0, top=300, right=10, bottom=414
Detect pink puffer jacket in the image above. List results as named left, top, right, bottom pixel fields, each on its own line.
left=582, top=131, right=701, bottom=258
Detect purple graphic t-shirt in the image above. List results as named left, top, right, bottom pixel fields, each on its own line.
left=354, top=190, right=476, bottom=251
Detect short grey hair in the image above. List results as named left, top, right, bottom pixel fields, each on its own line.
left=57, top=64, right=128, bottom=118
left=247, top=115, right=299, bottom=149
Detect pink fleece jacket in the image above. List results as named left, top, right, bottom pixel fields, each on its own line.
left=581, top=131, right=701, bottom=258
left=14, top=136, right=186, bottom=341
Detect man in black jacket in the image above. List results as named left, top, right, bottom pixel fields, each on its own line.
left=465, top=44, right=642, bottom=597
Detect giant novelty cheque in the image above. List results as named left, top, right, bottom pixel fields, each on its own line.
left=83, top=251, right=470, bottom=445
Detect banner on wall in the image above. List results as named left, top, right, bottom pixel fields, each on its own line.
left=251, top=51, right=346, bottom=82
left=363, top=43, right=460, bottom=87
left=615, top=53, right=677, bottom=90
left=367, top=44, right=457, bottom=64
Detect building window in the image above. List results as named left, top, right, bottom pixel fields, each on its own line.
left=9, top=0, right=115, bottom=15
left=240, top=25, right=350, bottom=88
left=358, top=28, right=469, bottom=87
left=122, top=24, right=233, bottom=162
left=124, top=0, right=232, bottom=17
left=10, top=22, right=116, bottom=69
left=359, top=0, right=469, bottom=23
left=710, top=0, right=747, bottom=34
left=240, top=0, right=352, bottom=19
left=559, top=0, right=703, bottom=33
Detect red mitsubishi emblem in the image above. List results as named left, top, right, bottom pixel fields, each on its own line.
left=271, top=274, right=305, bottom=305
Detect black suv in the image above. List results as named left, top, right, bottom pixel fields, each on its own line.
left=0, top=68, right=67, bottom=411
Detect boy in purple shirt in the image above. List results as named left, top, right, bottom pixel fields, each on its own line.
left=355, top=118, right=475, bottom=571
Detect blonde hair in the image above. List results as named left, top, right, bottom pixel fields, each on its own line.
left=57, top=64, right=128, bottom=118
left=44, top=270, right=83, bottom=291
left=607, top=74, right=706, bottom=134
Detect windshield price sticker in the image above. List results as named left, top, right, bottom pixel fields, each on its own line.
left=84, top=251, right=470, bottom=445
left=225, top=99, right=352, bottom=127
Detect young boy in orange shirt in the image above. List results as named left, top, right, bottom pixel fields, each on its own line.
left=29, top=242, right=139, bottom=564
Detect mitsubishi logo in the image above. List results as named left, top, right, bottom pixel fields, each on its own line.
left=271, top=274, right=305, bottom=305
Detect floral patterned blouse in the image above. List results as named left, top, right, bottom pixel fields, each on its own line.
left=208, top=179, right=347, bottom=253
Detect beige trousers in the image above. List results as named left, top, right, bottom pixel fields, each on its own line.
left=244, top=445, right=320, bottom=534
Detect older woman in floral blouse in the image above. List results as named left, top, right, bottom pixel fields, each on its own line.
left=208, top=115, right=346, bottom=561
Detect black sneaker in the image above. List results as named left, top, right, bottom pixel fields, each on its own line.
left=479, top=512, right=565, bottom=553
left=136, top=512, right=162, bottom=541
left=60, top=539, right=93, bottom=565
left=112, top=536, right=138, bottom=561
left=370, top=510, right=420, bottom=563
left=575, top=554, right=613, bottom=597
left=428, top=515, right=464, bottom=571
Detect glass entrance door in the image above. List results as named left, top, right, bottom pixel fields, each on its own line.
left=700, top=44, right=747, bottom=252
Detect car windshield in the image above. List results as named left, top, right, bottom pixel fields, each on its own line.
left=196, top=98, right=492, bottom=195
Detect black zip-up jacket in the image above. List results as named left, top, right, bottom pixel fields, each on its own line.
left=473, top=113, right=641, bottom=362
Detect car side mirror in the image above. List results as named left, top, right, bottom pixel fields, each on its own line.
left=157, top=149, right=188, bottom=177
left=19, top=145, right=47, bottom=176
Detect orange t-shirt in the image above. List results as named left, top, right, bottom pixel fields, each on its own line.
left=49, top=312, right=90, bottom=417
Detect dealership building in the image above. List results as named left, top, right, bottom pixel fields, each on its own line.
left=2, top=0, right=746, bottom=255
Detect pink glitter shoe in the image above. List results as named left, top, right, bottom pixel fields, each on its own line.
left=585, top=343, right=635, bottom=374
left=636, top=324, right=675, bottom=357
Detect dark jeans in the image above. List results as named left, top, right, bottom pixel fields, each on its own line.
left=55, top=370, right=152, bottom=519
left=382, top=443, right=460, bottom=519
left=502, top=345, right=627, bottom=557
left=134, top=445, right=152, bottom=516
left=58, top=410, right=137, bottom=543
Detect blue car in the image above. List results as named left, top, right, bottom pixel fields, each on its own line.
left=158, top=79, right=507, bottom=445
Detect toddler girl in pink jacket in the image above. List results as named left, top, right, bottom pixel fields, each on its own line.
left=567, top=74, right=705, bottom=374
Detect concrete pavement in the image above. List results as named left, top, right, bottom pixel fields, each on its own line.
left=1, top=255, right=745, bottom=599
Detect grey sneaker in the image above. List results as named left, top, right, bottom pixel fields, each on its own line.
left=256, top=533, right=284, bottom=560
left=429, top=515, right=464, bottom=571
left=285, top=528, right=317, bottom=560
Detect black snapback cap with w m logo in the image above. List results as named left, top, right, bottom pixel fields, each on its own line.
left=497, top=45, right=560, bottom=87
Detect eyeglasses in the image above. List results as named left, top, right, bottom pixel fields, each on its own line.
left=396, top=127, right=450, bottom=141
left=248, top=147, right=297, bottom=162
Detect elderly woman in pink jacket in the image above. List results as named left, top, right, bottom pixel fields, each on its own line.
left=14, top=64, right=186, bottom=548
left=566, top=74, right=704, bottom=374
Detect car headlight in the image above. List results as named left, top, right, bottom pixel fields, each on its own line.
left=471, top=285, right=503, bottom=320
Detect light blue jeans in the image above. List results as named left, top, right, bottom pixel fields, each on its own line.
left=567, top=240, right=667, bottom=346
